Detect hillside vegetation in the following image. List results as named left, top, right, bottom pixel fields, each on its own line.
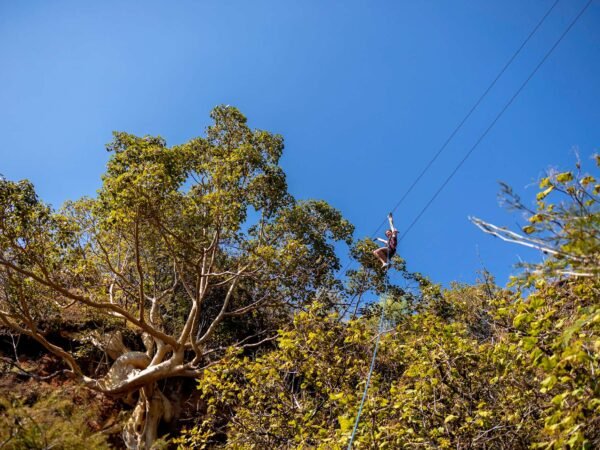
left=1, top=108, right=598, bottom=449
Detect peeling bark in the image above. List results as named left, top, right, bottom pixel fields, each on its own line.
left=122, top=383, right=173, bottom=450
left=89, top=330, right=131, bottom=361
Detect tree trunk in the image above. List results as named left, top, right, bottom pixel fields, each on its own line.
left=122, top=382, right=173, bottom=450
left=90, top=332, right=174, bottom=449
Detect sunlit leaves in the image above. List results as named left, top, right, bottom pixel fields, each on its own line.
left=555, top=172, right=573, bottom=183
left=537, top=186, right=554, bottom=201
left=175, top=157, right=600, bottom=449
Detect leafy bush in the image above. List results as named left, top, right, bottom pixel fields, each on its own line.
left=0, top=385, right=112, bottom=450
left=177, top=157, right=600, bottom=449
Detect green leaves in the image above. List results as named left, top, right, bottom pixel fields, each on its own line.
left=444, top=414, right=459, bottom=424
left=514, top=312, right=533, bottom=328
left=540, top=375, right=557, bottom=392
left=555, top=172, right=573, bottom=183
left=522, top=225, right=536, bottom=234
left=528, top=214, right=545, bottom=224
left=177, top=156, right=600, bottom=449
left=1, top=106, right=362, bottom=449
left=580, top=175, right=596, bottom=186
left=4, top=115, right=600, bottom=449
left=537, top=186, right=554, bottom=201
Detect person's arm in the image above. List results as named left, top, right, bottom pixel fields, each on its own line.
left=388, top=213, right=396, bottom=232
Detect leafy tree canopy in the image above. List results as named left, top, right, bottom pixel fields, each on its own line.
left=0, top=106, right=358, bottom=448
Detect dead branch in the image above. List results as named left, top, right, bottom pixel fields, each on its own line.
left=469, top=216, right=586, bottom=262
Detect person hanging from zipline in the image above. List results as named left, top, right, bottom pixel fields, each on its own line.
left=373, top=213, right=398, bottom=268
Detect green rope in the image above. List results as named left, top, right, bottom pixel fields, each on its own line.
left=346, top=300, right=386, bottom=449
left=347, top=247, right=389, bottom=449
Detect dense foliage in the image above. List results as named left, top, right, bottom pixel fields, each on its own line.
left=0, top=379, right=112, bottom=450
left=177, top=158, right=600, bottom=449
left=1, top=105, right=598, bottom=448
left=0, top=106, right=354, bottom=449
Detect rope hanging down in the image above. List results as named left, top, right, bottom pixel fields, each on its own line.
left=346, top=248, right=389, bottom=450
left=346, top=300, right=386, bottom=450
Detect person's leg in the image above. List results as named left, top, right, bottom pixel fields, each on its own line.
left=372, top=248, right=383, bottom=264
left=373, top=247, right=388, bottom=266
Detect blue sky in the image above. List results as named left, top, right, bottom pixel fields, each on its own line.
left=1, top=0, right=599, bottom=288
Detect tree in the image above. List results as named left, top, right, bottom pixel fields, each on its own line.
left=0, top=106, right=353, bottom=449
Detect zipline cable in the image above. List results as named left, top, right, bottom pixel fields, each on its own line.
left=341, top=0, right=591, bottom=315
left=367, top=0, right=561, bottom=241
left=339, top=0, right=561, bottom=285
left=345, top=2, right=593, bottom=446
left=398, top=0, right=593, bottom=243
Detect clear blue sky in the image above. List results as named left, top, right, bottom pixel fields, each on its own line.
left=1, top=0, right=599, bottom=288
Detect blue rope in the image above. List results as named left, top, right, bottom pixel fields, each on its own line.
left=347, top=246, right=390, bottom=449
left=346, top=302, right=386, bottom=449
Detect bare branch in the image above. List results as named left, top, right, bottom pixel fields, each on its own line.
left=134, top=217, right=146, bottom=322
left=224, top=294, right=270, bottom=317
left=0, top=310, right=84, bottom=377
left=196, top=273, right=242, bottom=346
left=83, top=350, right=185, bottom=396
left=200, top=333, right=278, bottom=357
left=469, top=216, right=586, bottom=262
left=0, top=356, right=66, bottom=381
left=534, top=269, right=595, bottom=278
left=0, top=258, right=179, bottom=348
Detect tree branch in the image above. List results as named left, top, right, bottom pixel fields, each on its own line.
left=196, top=272, right=242, bottom=346
left=469, top=216, right=587, bottom=262
left=0, top=310, right=84, bottom=377
left=0, top=258, right=178, bottom=347
left=134, top=216, right=146, bottom=322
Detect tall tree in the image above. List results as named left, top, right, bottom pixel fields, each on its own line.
left=0, top=106, right=353, bottom=449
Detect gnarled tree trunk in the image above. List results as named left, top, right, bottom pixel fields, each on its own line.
left=123, top=382, right=173, bottom=450
left=92, top=332, right=174, bottom=450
